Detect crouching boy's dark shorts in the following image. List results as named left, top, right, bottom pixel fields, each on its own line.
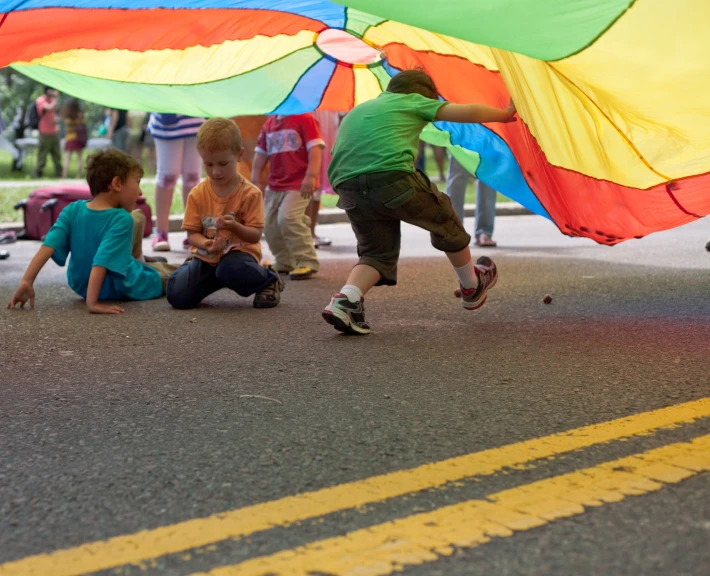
left=335, top=170, right=471, bottom=286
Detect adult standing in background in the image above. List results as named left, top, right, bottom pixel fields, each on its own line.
left=148, top=113, right=205, bottom=252
left=60, top=99, right=87, bottom=178
left=446, top=155, right=498, bottom=247
left=33, top=87, right=62, bottom=178
left=107, top=109, right=129, bottom=151
left=125, top=110, right=147, bottom=164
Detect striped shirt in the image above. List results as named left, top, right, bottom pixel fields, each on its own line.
left=148, top=113, right=204, bottom=140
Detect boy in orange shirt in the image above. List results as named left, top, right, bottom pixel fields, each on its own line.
left=166, top=118, right=284, bottom=309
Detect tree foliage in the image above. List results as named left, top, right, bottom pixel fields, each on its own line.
left=1, top=68, right=108, bottom=138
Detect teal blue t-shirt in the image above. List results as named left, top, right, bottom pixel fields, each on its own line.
left=328, top=92, right=445, bottom=188
left=43, top=202, right=163, bottom=301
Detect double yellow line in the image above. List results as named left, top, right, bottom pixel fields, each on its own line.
left=2, top=398, right=709, bottom=576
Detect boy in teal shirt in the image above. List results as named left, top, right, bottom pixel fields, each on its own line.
left=8, top=149, right=176, bottom=314
left=323, top=70, right=516, bottom=335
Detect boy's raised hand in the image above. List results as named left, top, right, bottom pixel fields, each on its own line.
left=8, top=281, right=35, bottom=310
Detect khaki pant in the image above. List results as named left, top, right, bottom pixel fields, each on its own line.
left=34, top=133, right=61, bottom=178
left=131, top=210, right=178, bottom=292
left=264, top=190, right=319, bottom=272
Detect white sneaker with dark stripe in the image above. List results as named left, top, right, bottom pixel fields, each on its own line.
left=322, top=294, right=371, bottom=335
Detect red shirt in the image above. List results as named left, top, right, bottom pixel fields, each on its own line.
left=36, top=95, right=58, bottom=136
left=255, top=114, right=325, bottom=191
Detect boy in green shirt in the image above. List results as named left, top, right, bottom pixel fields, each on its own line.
left=323, top=70, right=516, bottom=335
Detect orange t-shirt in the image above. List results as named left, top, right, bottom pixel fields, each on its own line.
left=182, top=176, right=264, bottom=265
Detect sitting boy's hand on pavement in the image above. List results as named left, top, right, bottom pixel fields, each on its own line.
left=301, top=175, right=317, bottom=199
left=8, top=281, right=35, bottom=310
left=87, top=302, right=125, bottom=315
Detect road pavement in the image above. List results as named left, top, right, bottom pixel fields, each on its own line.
left=1, top=214, right=709, bottom=575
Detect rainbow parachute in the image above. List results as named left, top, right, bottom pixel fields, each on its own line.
left=1, top=0, right=709, bottom=244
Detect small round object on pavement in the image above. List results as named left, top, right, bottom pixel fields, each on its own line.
left=0, top=250, right=9, bottom=260
left=543, top=294, right=552, bottom=304
left=453, top=288, right=461, bottom=298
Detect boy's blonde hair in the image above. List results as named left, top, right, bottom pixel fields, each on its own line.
left=86, top=149, right=143, bottom=197
left=197, top=117, right=243, bottom=155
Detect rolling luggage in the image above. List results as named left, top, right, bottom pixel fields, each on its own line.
left=14, top=185, right=153, bottom=240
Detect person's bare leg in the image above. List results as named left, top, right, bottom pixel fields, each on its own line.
left=155, top=178, right=176, bottom=233
left=76, top=152, right=83, bottom=178
left=446, top=246, right=471, bottom=268
left=343, top=264, right=382, bottom=296
left=62, top=151, right=71, bottom=179
left=306, top=198, right=320, bottom=238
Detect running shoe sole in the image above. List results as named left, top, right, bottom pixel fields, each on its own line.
left=322, top=307, right=370, bottom=335
left=152, top=241, right=170, bottom=252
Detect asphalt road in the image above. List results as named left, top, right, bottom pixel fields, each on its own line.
left=1, top=214, right=709, bottom=576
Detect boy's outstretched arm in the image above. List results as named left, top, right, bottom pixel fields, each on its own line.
left=436, top=102, right=516, bottom=124
left=8, top=245, right=55, bottom=309
left=85, top=266, right=124, bottom=314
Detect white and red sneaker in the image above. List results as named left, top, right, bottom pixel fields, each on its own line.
left=460, top=256, right=498, bottom=310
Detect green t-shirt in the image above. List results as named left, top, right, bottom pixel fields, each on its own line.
left=328, top=92, right=445, bottom=188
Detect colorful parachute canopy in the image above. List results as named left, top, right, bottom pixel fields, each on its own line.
left=1, top=0, right=709, bottom=244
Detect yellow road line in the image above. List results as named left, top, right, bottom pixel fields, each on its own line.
left=193, top=434, right=710, bottom=576
left=1, top=398, right=709, bottom=576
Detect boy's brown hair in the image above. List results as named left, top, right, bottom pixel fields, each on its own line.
left=86, top=149, right=143, bottom=197
left=197, top=117, right=243, bottom=155
left=386, top=69, right=438, bottom=100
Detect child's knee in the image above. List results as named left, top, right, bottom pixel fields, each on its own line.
left=182, top=172, right=200, bottom=191
left=165, top=271, right=194, bottom=309
left=431, top=223, right=470, bottom=253
left=214, top=258, right=248, bottom=285
left=216, top=258, right=264, bottom=293
left=131, top=209, right=146, bottom=228
left=277, top=210, right=305, bottom=230
left=166, top=288, right=195, bottom=310
left=156, top=172, right=178, bottom=188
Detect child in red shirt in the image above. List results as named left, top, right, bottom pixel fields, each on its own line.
left=252, top=114, right=324, bottom=280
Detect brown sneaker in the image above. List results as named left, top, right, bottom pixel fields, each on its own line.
left=253, top=268, right=285, bottom=309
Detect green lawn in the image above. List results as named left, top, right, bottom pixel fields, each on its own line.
left=0, top=146, right=507, bottom=223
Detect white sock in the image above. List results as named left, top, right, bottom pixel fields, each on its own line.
left=340, top=284, right=363, bottom=303
left=454, top=260, right=479, bottom=290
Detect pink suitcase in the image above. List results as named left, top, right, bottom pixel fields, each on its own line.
left=14, top=185, right=153, bottom=240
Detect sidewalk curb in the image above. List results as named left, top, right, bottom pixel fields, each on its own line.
left=0, top=203, right=532, bottom=235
